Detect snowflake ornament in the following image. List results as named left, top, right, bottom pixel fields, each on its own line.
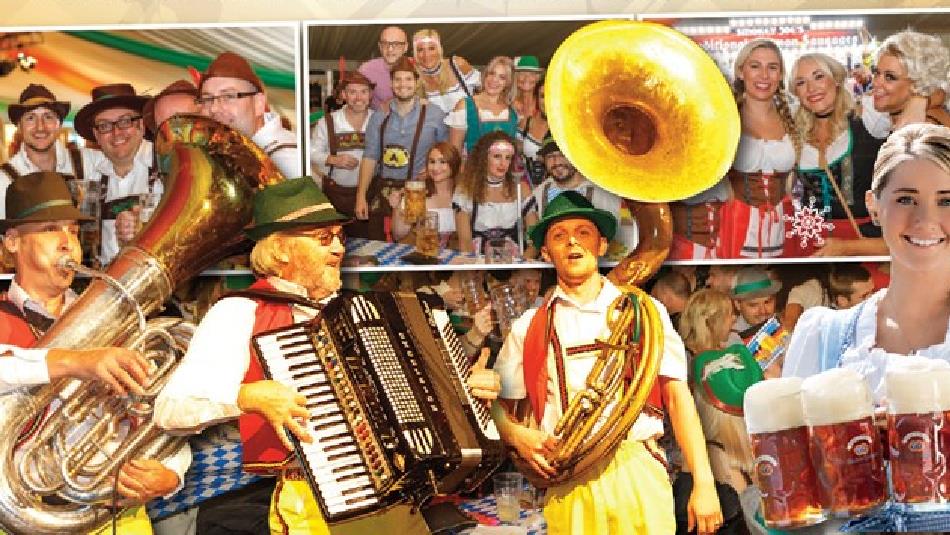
left=784, top=196, right=834, bottom=248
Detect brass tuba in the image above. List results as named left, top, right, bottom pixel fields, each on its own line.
left=0, top=115, right=285, bottom=535
left=536, top=20, right=740, bottom=485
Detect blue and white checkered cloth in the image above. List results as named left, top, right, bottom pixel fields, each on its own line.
left=147, top=426, right=260, bottom=521
left=346, top=238, right=471, bottom=266
left=842, top=503, right=950, bottom=532
left=458, top=495, right=546, bottom=535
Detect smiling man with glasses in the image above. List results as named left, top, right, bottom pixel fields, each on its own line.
left=74, top=83, right=161, bottom=266
left=199, top=51, right=300, bottom=179
left=358, top=25, right=409, bottom=110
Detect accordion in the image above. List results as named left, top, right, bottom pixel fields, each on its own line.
left=252, top=290, right=503, bottom=522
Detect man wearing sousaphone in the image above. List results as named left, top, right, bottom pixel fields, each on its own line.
left=492, top=191, right=723, bottom=534
left=0, top=171, right=190, bottom=534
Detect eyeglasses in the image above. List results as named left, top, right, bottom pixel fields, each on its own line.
left=196, top=91, right=259, bottom=107
left=379, top=40, right=407, bottom=49
left=289, top=227, right=346, bottom=246
left=93, top=115, right=142, bottom=134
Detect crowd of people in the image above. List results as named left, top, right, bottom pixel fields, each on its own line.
left=0, top=20, right=948, bottom=535
left=313, top=25, right=950, bottom=263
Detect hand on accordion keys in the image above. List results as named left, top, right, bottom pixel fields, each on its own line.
left=467, top=348, right=501, bottom=403
left=237, top=380, right=314, bottom=450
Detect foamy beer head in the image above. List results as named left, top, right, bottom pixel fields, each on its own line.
left=801, top=368, right=873, bottom=426
left=744, top=377, right=805, bottom=434
left=886, top=356, right=950, bottom=415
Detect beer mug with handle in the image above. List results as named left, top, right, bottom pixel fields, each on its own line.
left=745, top=377, right=827, bottom=529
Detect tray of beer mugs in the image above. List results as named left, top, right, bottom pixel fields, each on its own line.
left=743, top=359, right=950, bottom=530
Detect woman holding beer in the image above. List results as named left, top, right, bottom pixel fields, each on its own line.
left=785, top=122, right=950, bottom=394
left=453, top=131, right=531, bottom=257
left=388, top=142, right=461, bottom=249
left=782, top=124, right=950, bottom=527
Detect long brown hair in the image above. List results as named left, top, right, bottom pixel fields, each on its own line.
left=456, top=131, right=517, bottom=203
left=424, top=141, right=461, bottom=195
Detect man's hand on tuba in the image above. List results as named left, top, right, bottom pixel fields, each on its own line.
left=46, top=347, right=149, bottom=396
left=115, top=458, right=180, bottom=506
left=509, top=425, right=559, bottom=480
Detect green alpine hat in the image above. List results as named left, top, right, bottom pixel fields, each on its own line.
left=0, top=171, right=92, bottom=231
left=514, top=55, right=542, bottom=72
left=692, top=344, right=764, bottom=416
left=730, top=267, right=782, bottom=300
left=528, top=190, right=617, bottom=249
left=538, top=134, right=561, bottom=158
left=245, top=178, right=350, bottom=241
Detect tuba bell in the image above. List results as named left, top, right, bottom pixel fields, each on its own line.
left=532, top=20, right=740, bottom=485
left=0, top=115, right=285, bottom=535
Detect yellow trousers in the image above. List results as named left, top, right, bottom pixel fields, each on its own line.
left=544, top=440, right=675, bottom=535
left=269, top=479, right=430, bottom=535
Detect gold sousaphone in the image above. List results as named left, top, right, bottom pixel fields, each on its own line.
left=534, top=20, right=740, bottom=485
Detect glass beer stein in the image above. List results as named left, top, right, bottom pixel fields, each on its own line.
left=745, top=377, right=827, bottom=528
left=403, top=179, right=427, bottom=225
left=886, top=358, right=950, bottom=510
left=802, top=368, right=886, bottom=517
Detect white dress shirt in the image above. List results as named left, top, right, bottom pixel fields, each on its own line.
left=494, top=277, right=687, bottom=441
left=155, top=277, right=323, bottom=433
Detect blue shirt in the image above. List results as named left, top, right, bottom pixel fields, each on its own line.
left=363, top=98, right=447, bottom=181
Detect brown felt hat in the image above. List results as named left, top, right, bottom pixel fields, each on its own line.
left=0, top=171, right=93, bottom=231
left=199, top=51, right=264, bottom=94
left=73, top=83, right=150, bottom=141
left=8, top=84, right=70, bottom=124
left=336, top=71, right=376, bottom=92
left=143, top=79, right=199, bottom=133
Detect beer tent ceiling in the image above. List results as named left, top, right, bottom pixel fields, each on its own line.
left=307, top=13, right=950, bottom=67
left=0, top=27, right=297, bottom=129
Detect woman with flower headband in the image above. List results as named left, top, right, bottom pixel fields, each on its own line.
left=787, top=52, right=887, bottom=256
left=446, top=55, right=519, bottom=155
left=411, top=29, right=480, bottom=115
left=453, top=131, right=531, bottom=257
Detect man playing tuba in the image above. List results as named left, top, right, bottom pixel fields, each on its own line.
left=0, top=171, right=190, bottom=534
left=491, top=191, right=724, bottom=535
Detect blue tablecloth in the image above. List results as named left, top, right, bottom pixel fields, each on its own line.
left=458, top=495, right=546, bottom=535
left=345, top=238, right=470, bottom=267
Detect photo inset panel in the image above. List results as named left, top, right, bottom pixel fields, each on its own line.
left=0, top=24, right=301, bottom=271
left=643, top=12, right=949, bottom=262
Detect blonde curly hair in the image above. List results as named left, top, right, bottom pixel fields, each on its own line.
left=875, top=30, right=950, bottom=104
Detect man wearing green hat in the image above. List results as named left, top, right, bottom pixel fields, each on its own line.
left=492, top=190, right=723, bottom=535
left=0, top=171, right=190, bottom=534
left=522, top=137, right=621, bottom=258
left=155, top=178, right=429, bottom=534
left=726, top=267, right=787, bottom=378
